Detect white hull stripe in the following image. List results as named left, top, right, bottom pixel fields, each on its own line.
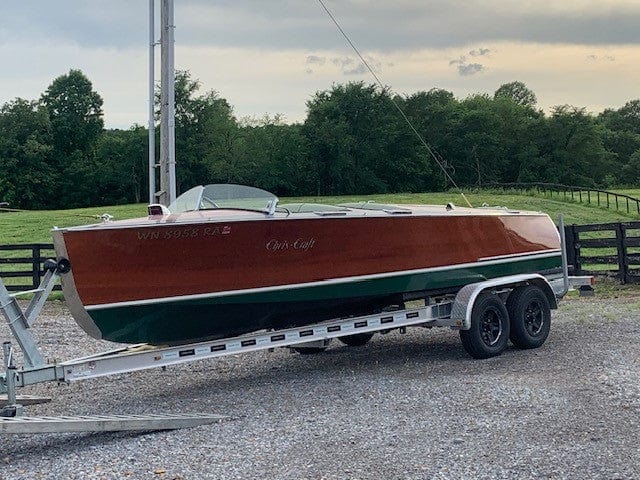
left=477, top=249, right=560, bottom=262
left=85, top=250, right=562, bottom=311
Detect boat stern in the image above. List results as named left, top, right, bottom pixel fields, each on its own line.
left=51, top=228, right=104, bottom=340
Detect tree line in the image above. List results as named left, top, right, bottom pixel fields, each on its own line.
left=1, top=69, right=639, bottom=209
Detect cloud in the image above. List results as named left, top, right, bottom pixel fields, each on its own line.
left=450, top=48, right=489, bottom=76
left=2, top=1, right=640, bottom=52
left=457, top=63, right=484, bottom=76
left=300, top=55, right=382, bottom=76
left=0, top=1, right=148, bottom=49
left=470, top=47, right=491, bottom=57
left=305, top=55, right=326, bottom=73
left=344, top=64, right=368, bottom=75
left=587, top=53, right=616, bottom=61
left=340, top=56, right=382, bottom=76
left=176, top=1, right=640, bottom=50
left=331, top=57, right=355, bottom=68
left=306, top=55, right=326, bottom=65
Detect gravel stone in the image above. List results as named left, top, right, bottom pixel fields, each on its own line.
left=0, top=296, right=638, bottom=479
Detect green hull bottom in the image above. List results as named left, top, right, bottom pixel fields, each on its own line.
left=87, top=256, right=562, bottom=344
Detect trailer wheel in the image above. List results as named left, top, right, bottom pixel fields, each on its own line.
left=506, top=285, right=551, bottom=349
left=338, top=332, right=374, bottom=347
left=459, top=293, right=510, bottom=359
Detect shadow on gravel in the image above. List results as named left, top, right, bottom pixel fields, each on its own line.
left=136, top=332, right=522, bottom=404
left=0, top=336, right=560, bottom=458
left=0, top=429, right=159, bottom=458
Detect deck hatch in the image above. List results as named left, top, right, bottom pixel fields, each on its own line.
left=313, top=211, right=348, bottom=216
left=383, top=209, right=412, bottom=215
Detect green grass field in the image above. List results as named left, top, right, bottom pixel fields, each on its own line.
left=610, top=188, right=640, bottom=198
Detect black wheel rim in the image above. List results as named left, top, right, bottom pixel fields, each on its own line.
left=524, top=300, right=544, bottom=336
left=480, top=308, right=503, bottom=346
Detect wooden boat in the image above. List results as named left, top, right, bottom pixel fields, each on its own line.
left=51, top=184, right=562, bottom=344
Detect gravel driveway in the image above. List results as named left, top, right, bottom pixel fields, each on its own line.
left=0, top=295, right=639, bottom=480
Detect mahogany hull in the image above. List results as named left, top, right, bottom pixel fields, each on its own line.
left=52, top=210, right=562, bottom=344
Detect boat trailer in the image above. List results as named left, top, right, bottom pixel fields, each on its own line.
left=1, top=215, right=594, bottom=434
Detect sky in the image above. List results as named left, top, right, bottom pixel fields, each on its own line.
left=0, top=0, right=639, bottom=129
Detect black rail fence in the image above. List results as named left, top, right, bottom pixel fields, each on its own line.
left=565, top=222, right=640, bottom=283
left=1, top=223, right=639, bottom=292
left=0, top=243, right=61, bottom=292
left=488, top=183, right=640, bottom=215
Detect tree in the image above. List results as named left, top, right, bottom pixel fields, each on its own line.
left=401, top=89, right=457, bottom=190
left=166, top=70, right=241, bottom=192
left=596, top=99, right=640, bottom=185
left=238, top=119, right=313, bottom=196
left=599, top=99, right=640, bottom=134
left=494, top=81, right=537, bottom=108
left=525, top=106, right=612, bottom=186
left=304, top=82, right=435, bottom=195
left=599, top=128, right=640, bottom=184
left=0, top=98, right=54, bottom=208
left=39, top=70, right=105, bottom=207
left=450, top=94, right=506, bottom=186
left=93, top=127, right=149, bottom=204
left=40, top=69, right=104, bottom=158
left=490, top=95, right=545, bottom=183
left=622, top=149, right=640, bottom=185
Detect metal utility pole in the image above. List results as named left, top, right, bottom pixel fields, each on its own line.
left=148, top=0, right=156, bottom=204
left=151, top=0, right=177, bottom=206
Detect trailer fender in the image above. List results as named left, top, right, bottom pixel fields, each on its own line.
left=451, top=274, right=557, bottom=330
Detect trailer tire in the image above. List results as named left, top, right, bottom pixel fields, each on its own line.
left=338, top=332, right=374, bottom=347
left=459, top=293, right=510, bottom=359
left=506, top=285, right=551, bottom=349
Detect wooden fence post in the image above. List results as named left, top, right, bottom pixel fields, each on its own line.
left=571, top=225, right=582, bottom=274
left=615, top=223, right=628, bottom=284
left=32, top=245, right=41, bottom=289
left=564, top=225, right=576, bottom=272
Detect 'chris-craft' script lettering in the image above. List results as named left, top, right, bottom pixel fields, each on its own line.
left=266, top=238, right=316, bottom=252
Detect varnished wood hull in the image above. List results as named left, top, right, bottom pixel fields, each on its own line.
left=52, top=210, right=562, bottom=344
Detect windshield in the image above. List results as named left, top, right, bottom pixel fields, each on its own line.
left=168, top=184, right=279, bottom=214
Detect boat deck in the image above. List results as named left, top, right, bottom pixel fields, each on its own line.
left=61, top=203, right=535, bottom=231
